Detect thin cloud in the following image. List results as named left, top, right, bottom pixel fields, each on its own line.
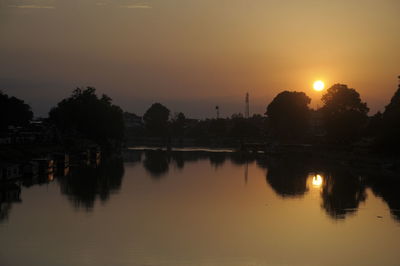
left=119, top=4, right=152, bottom=9
left=8, top=4, right=55, bottom=9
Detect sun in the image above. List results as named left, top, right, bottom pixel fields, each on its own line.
left=313, top=80, right=325, bottom=92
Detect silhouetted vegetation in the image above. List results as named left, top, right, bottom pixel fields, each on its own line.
left=321, top=84, right=369, bottom=143
left=266, top=91, right=311, bottom=140
left=49, top=87, right=124, bottom=148
left=374, top=82, right=400, bottom=154
left=143, top=103, right=170, bottom=137
left=2, top=77, right=400, bottom=158
left=170, top=112, right=186, bottom=139
left=0, top=91, right=33, bottom=131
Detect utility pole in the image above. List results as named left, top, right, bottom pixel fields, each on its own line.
left=245, top=92, right=249, bottom=118
left=215, top=105, right=219, bottom=119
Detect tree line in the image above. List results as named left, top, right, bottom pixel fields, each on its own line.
left=1, top=79, right=400, bottom=155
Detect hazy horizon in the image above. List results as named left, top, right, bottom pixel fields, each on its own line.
left=1, top=0, right=399, bottom=118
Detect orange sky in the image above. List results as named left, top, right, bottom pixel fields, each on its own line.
left=1, top=0, right=399, bottom=117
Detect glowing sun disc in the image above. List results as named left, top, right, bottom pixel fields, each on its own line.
left=313, top=80, right=325, bottom=91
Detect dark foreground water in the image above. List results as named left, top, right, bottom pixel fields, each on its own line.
left=1, top=149, right=400, bottom=266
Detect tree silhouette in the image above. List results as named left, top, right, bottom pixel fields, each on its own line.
left=376, top=83, right=400, bottom=154
left=0, top=91, right=33, bottom=131
left=229, top=114, right=264, bottom=141
left=143, top=103, right=170, bottom=137
left=49, top=87, right=124, bottom=146
left=266, top=91, right=311, bottom=140
left=171, top=112, right=186, bottom=138
left=321, top=84, right=369, bottom=143
left=365, top=111, right=383, bottom=138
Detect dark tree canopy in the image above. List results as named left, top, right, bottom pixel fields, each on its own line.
left=49, top=87, right=124, bottom=145
left=229, top=114, right=265, bottom=140
left=321, top=84, right=369, bottom=143
left=171, top=112, right=186, bottom=137
left=0, top=91, right=33, bottom=131
left=375, top=85, right=400, bottom=154
left=143, top=103, right=170, bottom=136
left=365, top=111, right=383, bottom=137
left=266, top=91, right=311, bottom=140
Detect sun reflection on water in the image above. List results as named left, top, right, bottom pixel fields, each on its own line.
left=312, top=174, right=323, bottom=188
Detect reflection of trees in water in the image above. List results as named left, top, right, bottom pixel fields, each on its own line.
left=264, top=156, right=370, bottom=220
left=122, top=150, right=142, bottom=165
left=255, top=156, right=268, bottom=170
left=143, top=151, right=170, bottom=178
left=209, top=153, right=227, bottom=168
left=58, top=157, right=124, bottom=211
left=142, top=150, right=232, bottom=176
left=321, top=171, right=366, bottom=219
left=170, top=152, right=185, bottom=169
left=0, top=202, right=12, bottom=222
left=265, top=157, right=309, bottom=198
left=141, top=150, right=257, bottom=176
left=0, top=183, right=21, bottom=223
left=229, top=152, right=256, bottom=166
left=369, top=177, right=400, bottom=221
left=131, top=150, right=400, bottom=223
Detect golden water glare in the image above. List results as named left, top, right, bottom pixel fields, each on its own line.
left=312, top=174, right=323, bottom=187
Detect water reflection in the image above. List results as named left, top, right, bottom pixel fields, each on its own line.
left=0, top=183, right=21, bottom=223
left=58, top=156, right=124, bottom=211
left=321, top=171, right=367, bottom=219
left=1, top=150, right=399, bottom=224
left=208, top=152, right=227, bottom=168
left=312, top=174, right=323, bottom=188
left=265, top=156, right=309, bottom=198
left=129, top=150, right=400, bottom=223
left=143, top=150, right=170, bottom=178
left=369, top=176, right=400, bottom=221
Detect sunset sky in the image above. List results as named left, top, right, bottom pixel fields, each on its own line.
left=1, top=0, right=399, bottom=118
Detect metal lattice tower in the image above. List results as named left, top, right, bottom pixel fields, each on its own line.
left=245, top=92, right=250, bottom=118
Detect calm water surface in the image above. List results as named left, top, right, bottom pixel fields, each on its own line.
left=1, top=150, right=400, bottom=266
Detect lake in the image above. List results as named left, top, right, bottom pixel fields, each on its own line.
left=0, top=149, right=399, bottom=266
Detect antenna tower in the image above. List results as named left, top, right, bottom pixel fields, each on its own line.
left=245, top=92, right=250, bottom=118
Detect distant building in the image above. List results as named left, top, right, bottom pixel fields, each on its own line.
left=1, top=120, right=55, bottom=145
left=123, top=112, right=144, bottom=129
